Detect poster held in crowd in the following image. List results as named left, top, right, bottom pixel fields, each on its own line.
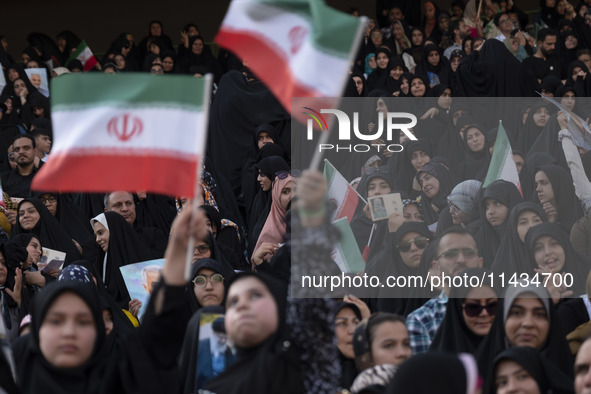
left=120, top=258, right=165, bottom=320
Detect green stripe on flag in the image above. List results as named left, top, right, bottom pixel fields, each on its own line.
left=66, top=40, right=88, bottom=65
left=51, top=73, right=206, bottom=108
left=248, top=0, right=360, bottom=58
left=483, top=122, right=510, bottom=188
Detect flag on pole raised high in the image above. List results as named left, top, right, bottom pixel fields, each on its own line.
left=483, top=121, right=522, bottom=195
left=323, top=159, right=364, bottom=222
left=215, top=0, right=366, bottom=112
left=32, top=73, right=210, bottom=198
left=66, top=40, right=98, bottom=71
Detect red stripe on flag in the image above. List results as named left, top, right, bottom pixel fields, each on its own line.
left=336, top=188, right=359, bottom=222
left=215, top=29, right=337, bottom=115
left=84, top=56, right=98, bottom=72
left=32, top=153, right=198, bottom=197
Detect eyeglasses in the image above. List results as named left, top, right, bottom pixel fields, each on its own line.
left=463, top=301, right=497, bottom=317
left=365, top=166, right=391, bottom=176
left=40, top=196, right=57, bottom=204
left=193, top=273, right=224, bottom=288
left=276, top=169, right=301, bottom=180
left=397, top=236, right=429, bottom=252
left=194, top=244, right=210, bottom=255
left=447, top=201, right=461, bottom=212
left=437, top=248, right=478, bottom=260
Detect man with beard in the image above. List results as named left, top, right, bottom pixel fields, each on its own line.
left=443, top=19, right=470, bottom=59
left=523, top=28, right=563, bottom=82
left=0, top=134, right=42, bottom=198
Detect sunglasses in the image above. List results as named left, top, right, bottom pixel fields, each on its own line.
left=194, top=244, right=210, bottom=254
left=397, top=236, right=429, bottom=252
left=463, top=301, right=497, bottom=317
left=438, top=248, right=478, bottom=260
left=365, top=166, right=391, bottom=176
left=276, top=169, right=301, bottom=180
left=193, top=273, right=224, bottom=288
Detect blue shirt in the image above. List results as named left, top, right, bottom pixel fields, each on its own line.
left=406, top=290, right=448, bottom=354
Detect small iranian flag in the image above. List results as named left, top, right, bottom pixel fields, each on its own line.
left=66, top=40, right=98, bottom=71
left=215, top=0, right=366, bottom=112
left=483, top=121, right=522, bottom=195
left=32, top=73, right=210, bottom=198
left=331, top=218, right=365, bottom=273
left=323, top=159, right=364, bottom=222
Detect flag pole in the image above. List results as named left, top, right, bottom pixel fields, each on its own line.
left=184, top=73, right=214, bottom=281
left=308, top=16, right=368, bottom=171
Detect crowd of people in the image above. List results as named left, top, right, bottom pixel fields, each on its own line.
left=4, top=0, right=591, bottom=393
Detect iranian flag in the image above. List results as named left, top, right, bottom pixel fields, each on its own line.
left=323, top=159, right=364, bottom=222
left=483, top=121, right=522, bottom=195
left=215, top=0, right=366, bottom=112
left=331, top=218, right=365, bottom=273
left=32, top=73, right=210, bottom=198
left=66, top=40, right=98, bottom=71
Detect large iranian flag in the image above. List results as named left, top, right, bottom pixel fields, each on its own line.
left=215, top=0, right=366, bottom=111
left=323, top=159, right=364, bottom=222
left=483, top=121, right=522, bottom=195
left=66, top=40, right=98, bottom=71
left=32, top=73, right=210, bottom=198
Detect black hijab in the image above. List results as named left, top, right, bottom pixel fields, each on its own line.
left=134, top=193, right=176, bottom=237
left=416, top=162, right=458, bottom=226
left=487, top=347, right=574, bottom=394
left=456, top=123, right=491, bottom=181
left=525, top=222, right=590, bottom=296
left=12, top=198, right=82, bottom=265
left=491, top=202, right=548, bottom=277
left=416, top=43, right=449, bottom=87
left=334, top=302, right=362, bottom=390
left=365, top=47, right=391, bottom=93
left=16, top=281, right=106, bottom=394
left=430, top=267, right=498, bottom=354
left=476, top=180, right=524, bottom=268
left=205, top=272, right=301, bottom=394
left=186, top=257, right=235, bottom=314
left=390, top=140, right=431, bottom=197
left=534, top=164, right=584, bottom=232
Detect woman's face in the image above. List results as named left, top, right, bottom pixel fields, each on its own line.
left=532, top=107, right=550, bottom=128
left=368, top=56, right=377, bottom=70
left=449, top=201, right=468, bottom=225
left=280, top=181, right=293, bottom=210
left=419, top=172, right=440, bottom=198
left=400, top=77, right=409, bottom=94
left=424, top=2, right=436, bottom=19
left=572, top=66, right=585, bottom=81
left=561, top=91, right=576, bottom=111
left=367, top=177, right=391, bottom=197
left=225, top=276, right=279, bottom=348
left=376, top=52, right=389, bottom=70
left=410, top=150, right=430, bottom=171
left=40, top=193, right=58, bottom=216
left=565, top=34, right=578, bottom=50
left=427, top=50, right=440, bottom=67
left=39, top=292, right=97, bottom=368
left=19, top=201, right=40, bottom=231
left=513, top=153, right=525, bottom=174
left=114, top=54, right=126, bottom=70
left=102, top=309, right=113, bottom=336
left=557, top=0, right=566, bottom=14
left=376, top=98, right=388, bottom=119
left=437, top=88, right=452, bottom=109
left=92, top=222, right=110, bottom=252
left=353, top=76, right=364, bottom=95
left=403, top=204, right=422, bottom=222
left=484, top=198, right=509, bottom=227
left=192, top=39, right=204, bottom=55
left=335, top=307, right=359, bottom=359
left=462, top=286, right=497, bottom=337
left=371, top=31, right=383, bottom=46
left=410, top=78, right=426, bottom=97
left=505, top=296, right=549, bottom=349
left=463, top=40, right=472, bottom=55
left=13, top=79, right=27, bottom=97
left=257, top=171, right=272, bottom=192
left=495, top=360, right=541, bottom=394
left=370, top=321, right=412, bottom=366
left=389, top=66, right=404, bottom=80
left=8, top=68, right=19, bottom=82
left=193, top=268, right=225, bottom=307
left=162, top=56, right=174, bottom=72
left=516, top=210, right=543, bottom=243
left=411, top=29, right=423, bottom=46
left=393, top=23, right=404, bottom=39
left=150, top=22, right=162, bottom=36
left=466, top=127, right=485, bottom=152
left=26, top=236, right=42, bottom=267
left=533, top=235, right=566, bottom=273
left=149, top=43, right=160, bottom=55
left=398, top=231, right=426, bottom=268
left=534, top=171, right=555, bottom=204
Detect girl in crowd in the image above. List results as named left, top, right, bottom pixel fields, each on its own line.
left=334, top=303, right=363, bottom=390
left=430, top=267, right=498, bottom=354
left=416, top=162, right=457, bottom=227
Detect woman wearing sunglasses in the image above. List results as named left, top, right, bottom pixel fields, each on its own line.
left=430, top=267, right=498, bottom=354
left=372, top=222, right=433, bottom=315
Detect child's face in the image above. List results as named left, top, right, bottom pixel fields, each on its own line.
left=225, top=277, right=279, bottom=348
